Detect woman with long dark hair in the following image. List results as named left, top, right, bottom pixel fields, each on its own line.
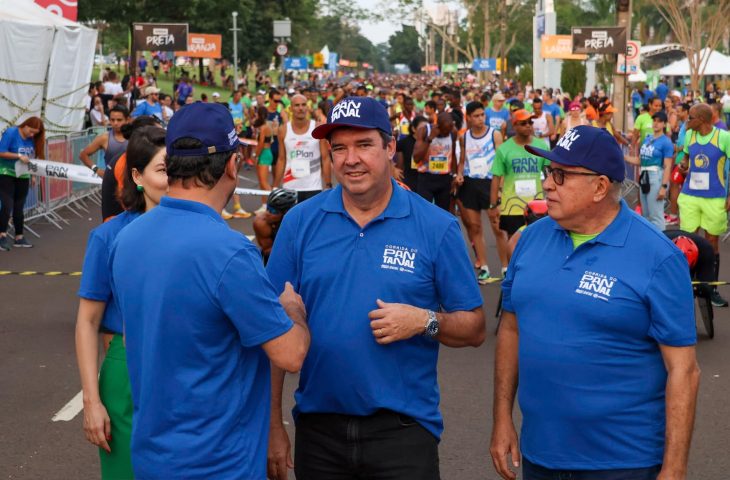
left=253, top=105, right=275, bottom=213
left=0, top=116, right=45, bottom=250
left=75, top=126, right=167, bottom=480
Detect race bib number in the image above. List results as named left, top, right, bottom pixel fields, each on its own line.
left=411, top=157, right=420, bottom=170
left=689, top=172, right=710, bottom=191
left=468, top=158, right=489, bottom=177
left=291, top=158, right=310, bottom=178
left=428, top=155, right=449, bottom=174
left=515, top=179, right=537, bottom=198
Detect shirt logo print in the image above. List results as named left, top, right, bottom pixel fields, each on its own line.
left=575, top=270, right=616, bottom=301
left=381, top=245, right=417, bottom=274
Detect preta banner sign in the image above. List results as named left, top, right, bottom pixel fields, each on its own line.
left=571, top=27, right=626, bottom=55
left=133, top=23, right=189, bottom=52
left=34, top=0, right=77, bottom=21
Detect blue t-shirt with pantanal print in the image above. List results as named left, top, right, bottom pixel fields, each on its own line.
left=0, top=127, right=34, bottom=179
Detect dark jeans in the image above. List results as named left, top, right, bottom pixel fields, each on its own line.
left=294, top=410, right=440, bottom=480
left=523, top=457, right=661, bottom=480
left=0, top=175, right=30, bottom=236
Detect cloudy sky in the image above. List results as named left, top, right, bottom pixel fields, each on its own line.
left=354, top=0, right=444, bottom=45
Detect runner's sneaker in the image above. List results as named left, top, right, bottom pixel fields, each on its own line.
left=254, top=204, right=267, bottom=214
left=711, top=290, right=728, bottom=307
left=13, top=237, right=32, bottom=248
left=232, top=208, right=252, bottom=218
left=0, top=236, right=10, bottom=251
left=477, top=266, right=491, bottom=285
left=221, top=209, right=233, bottom=220
left=665, top=214, right=679, bottom=226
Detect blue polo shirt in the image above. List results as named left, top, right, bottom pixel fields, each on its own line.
left=77, top=210, right=140, bottom=334
left=502, top=201, right=696, bottom=469
left=266, top=180, right=483, bottom=439
left=110, top=197, right=293, bottom=479
left=131, top=101, right=163, bottom=120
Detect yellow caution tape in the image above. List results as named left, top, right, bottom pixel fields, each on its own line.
left=0, top=270, right=82, bottom=276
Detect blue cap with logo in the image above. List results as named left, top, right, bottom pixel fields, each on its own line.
left=312, top=96, right=392, bottom=140
left=525, top=125, right=625, bottom=182
left=166, top=103, right=240, bottom=157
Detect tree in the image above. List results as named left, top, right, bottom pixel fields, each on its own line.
left=388, top=26, right=423, bottom=73
left=646, top=0, right=730, bottom=92
left=561, top=61, right=587, bottom=98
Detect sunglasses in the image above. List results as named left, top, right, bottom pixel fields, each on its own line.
left=543, top=165, right=601, bottom=186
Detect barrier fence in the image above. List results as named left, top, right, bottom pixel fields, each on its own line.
left=21, top=127, right=105, bottom=238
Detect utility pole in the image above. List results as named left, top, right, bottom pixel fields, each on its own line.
left=231, top=12, right=240, bottom=89
left=612, top=0, right=632, bottom=133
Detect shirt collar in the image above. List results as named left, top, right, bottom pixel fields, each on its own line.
left=321, top=178, right=410, bottom=220
left=552, top=199, right=631, bottom=247
left=160, top=196, right=226, bottom=225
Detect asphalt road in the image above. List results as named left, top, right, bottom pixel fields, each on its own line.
left=1, top=181, right=728, bottom=479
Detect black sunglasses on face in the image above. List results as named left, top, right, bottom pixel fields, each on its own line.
left=543, top=165, right=601, bottom=186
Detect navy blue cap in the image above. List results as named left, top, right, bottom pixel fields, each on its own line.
left=312, top=96, right=392, bottom=139
left=166, top=103, right=240, bottom=157
left=525, top=125, right=625, bottom=182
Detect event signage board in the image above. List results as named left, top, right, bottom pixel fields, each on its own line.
left=133, top=23, right=189, bottom=51
left=617, top=40, right=641, bottom=74
left=175, top=33, right=222, bottom=58
left=472, top=58, right=497, bottom=71
left=313, top=52, right=325, bottom=68
left=541, top=35, right=588, bottom=60
left=328, top=53, right=338, bottom=72
left=34, top=0, right=77, bottom=21
left=571, top=26, right=626, bottom=54
left=442, top=64, right=458, bottom=73
left=284, top=57, right=308, bottom=70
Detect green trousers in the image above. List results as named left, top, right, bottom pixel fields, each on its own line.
left=98, top=334, right=134, bottom=480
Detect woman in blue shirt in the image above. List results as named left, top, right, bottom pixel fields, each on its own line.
left=626, top=111, right=675, bottom=230
left=75, top=126, right=167, bottom=480
left=0, top=116, right=44, bottom=250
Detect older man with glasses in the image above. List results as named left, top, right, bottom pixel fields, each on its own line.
left=489, top=125, right=700, bottom=480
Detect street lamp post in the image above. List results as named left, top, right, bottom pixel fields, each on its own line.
left=231, top=12, right=240, bottom=90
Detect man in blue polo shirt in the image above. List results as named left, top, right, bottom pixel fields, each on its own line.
left=489, top=125, right=700, bottom=480
left=110, top=102, right=311, bottom=479
left=266, top=96, right=486, bottom=480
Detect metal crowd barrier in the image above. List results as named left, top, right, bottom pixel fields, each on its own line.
left=21, top=127, right=106, bottom=238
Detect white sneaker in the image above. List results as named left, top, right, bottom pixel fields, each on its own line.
left=221, top=209, right=233, bottom=220
left=254, top=204, right=267, bottom=214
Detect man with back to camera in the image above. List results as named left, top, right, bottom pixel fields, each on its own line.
left=109, top=103, right=310, bottom=479
left=266, top=96, right=486, bottom=480
left=490, top=125, right=700, bottom=480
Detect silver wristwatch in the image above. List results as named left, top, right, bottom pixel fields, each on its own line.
left=423, top=310, right=439, bottom=338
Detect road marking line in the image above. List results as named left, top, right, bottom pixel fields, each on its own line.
left=52, top=390, right=83, bottom=422
left=237, top=175, right=259, bottom=184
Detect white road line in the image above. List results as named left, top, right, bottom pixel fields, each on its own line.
left=237, top=175, right=259, bottom=184
left=52, top=390, right=83, bottom=422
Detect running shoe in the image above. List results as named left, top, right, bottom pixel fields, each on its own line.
left=254, top=204, right=267, bottom=215
left=0, top=236, right=10, bottom=251
left=13, top=237, right=33, bottom=248
left=221, top=209, right=233, bottom=220
left=232, top=208, right=252, bottom=219
left=665, top=214, right=679, bottom=226
left=711, top=290, right=728, bottom=307
left=477, top=266, right=491, bottom=285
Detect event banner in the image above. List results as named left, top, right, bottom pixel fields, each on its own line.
left=175, top=33, right=222, bottom=58
left=34, top=0, right=77, bottom=21
left=16, top=160, right=102, bottom=185
left=472, top=58, right=497, bottom=71
left=16, top=159, right=270, bottom=196
left=133, top=23, right=189, bottom=52
left=541, top=35, right=588, bottom=60
left=571, top=27, right=626, bottom=55
left=284, top=57, right=309, bottom=70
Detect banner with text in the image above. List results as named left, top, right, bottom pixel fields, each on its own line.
left=284, top=57, right=309, bottom=70
left=133, top=23, right=189, bottom=52
left=541, top=35, right=588, bottom=60
left=175, top=33, right=222, bottom=59
left=571, top=27, right=626, bottom=55
left=472, top=58, right=497, bottom=72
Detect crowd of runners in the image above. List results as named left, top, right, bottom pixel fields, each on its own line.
left=0, top=63, right=720, bottom=478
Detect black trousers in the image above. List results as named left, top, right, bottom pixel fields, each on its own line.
left=416, top=173, right=452, bottom=212
left=295, top=410, right=440, bottom=480
left=0, top=175, right=30, bottom=236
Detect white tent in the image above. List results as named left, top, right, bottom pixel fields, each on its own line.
left=0, top=0, right=97, bottom=135
left=658, top=48, right=730, bottom=77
